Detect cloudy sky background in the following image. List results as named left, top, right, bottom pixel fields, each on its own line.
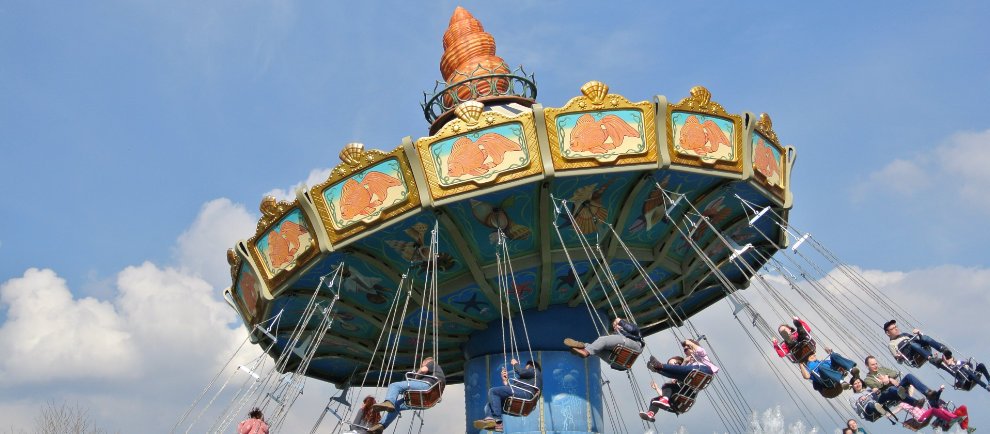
left=2, top=1, right=990, bottom=432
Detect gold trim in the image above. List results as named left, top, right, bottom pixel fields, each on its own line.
left=414, top=109, right=542, bottom=201
left=754, top=113, right=779, bottom=146
left=543, top=81, right=658, bottom=170
left=454, top=101, right=484, bottom=125
left=666, top=85, right=744, bottom=173
left=310, top=145, right=422, bottom=244
left=246, top=200, right=322, bottom=290
left=227, top=247, right=240, bottom=284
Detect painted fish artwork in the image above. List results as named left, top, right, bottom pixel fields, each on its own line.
left=431, top=124, right=528, bottom=186
left=671, top=112, right=735, bottom=162
left=236, top=262, right=261, bottom=318
left=257, top=209, right=314, bottom=275
left=557, top=110, right=644, bottom=161
left=324, top=159, right=408, bottom=229
left=752, top=135, right=782, bottom=187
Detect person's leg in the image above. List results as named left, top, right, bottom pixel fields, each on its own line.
left=384, top=380, right=413, bottom=404
left=954, top=405, right=969, bottom=430
left=815, top=363, right=843, bottom=386
left=923, top=407, right=958, bottom=423
left=903, top=340, right=933, bottom=361
left=488, top=386, right=513, bottom=422
left=649, top=363, right=704, bottom=382
left=584, top=335, right=624, bottom=357
left=827, top=353, right=856, bottom=372
left=898, top=373, right=932, bottom=395
left=794, top=319, right=809, bottom=342
left=916, top=334, right=949, bottom=353
left=661, top=384, right=677, bottom=399
left=380, top=406, right=401, bottom=428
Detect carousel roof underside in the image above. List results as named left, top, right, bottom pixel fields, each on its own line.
left=222, top=8, right=795, bottom=387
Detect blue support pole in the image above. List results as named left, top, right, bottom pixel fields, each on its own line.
left=462, top=305, right=606, bottom=433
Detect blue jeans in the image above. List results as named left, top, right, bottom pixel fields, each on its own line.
left=876, top=373, right=929, bottom=406
left=381, top=379, right=431, bottom=427
left=652, top=363, right=713, bottom=382
left=899, top=335, right=947, bottom=360
left=484, top=385, right=535, bottom=421
left=810, top=353, right=855, bottom=388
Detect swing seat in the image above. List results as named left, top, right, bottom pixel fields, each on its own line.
left=502, top=380, right=541, bottom=417
left=948, top=365, right=977, bottom=390
left=856, top=400, right=885, bottom=423
left=403, top=372, right=445, bottom=410
left=902, top=419, right=929, bottom=431
left=606, top=343, right=642, bottom=371
left=896, top=337, right=928, bottom=368
left=657, top=386, right=700, bottom=415
left=682, top=369, right=713, bottom=390
left=785, top=338, right=816, bottom=364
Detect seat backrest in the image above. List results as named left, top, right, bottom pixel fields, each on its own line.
left=683, top=369, right=712, bottom=390
left=896, top=337, right=928, bottom=368
left=607, top=344, right=642, bottom=371
left=403, top=373, right=445, bottom=410
left=502, top=389, right=540, bottom=417
left=785, top=339, right=816, bottom=363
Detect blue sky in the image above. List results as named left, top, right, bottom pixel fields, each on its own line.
left=2, top=1, right=990, bottom=433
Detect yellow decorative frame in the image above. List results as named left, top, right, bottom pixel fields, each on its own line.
left=414, top=106, right=542, bottom=201
left=751, top=113, right=788, bottom=200
left=229, top=248, right=268, bottom=322
left=666, top=86, right=744, bottom=174
left=246, top=197, right=322, bottom=289
left=543, top=81, right=658, bottom=171
left=310, top=145, right=422, bottom=244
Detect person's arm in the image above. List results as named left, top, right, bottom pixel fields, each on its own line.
left=799, top=363, right=811, bottom=380
left=797, top=318, right=811, bottom=333
left=500, top=368, right=509, bottom=386
left=772, top=339, right=788, bottom=357
left=650, top=380, right=661, bottom=394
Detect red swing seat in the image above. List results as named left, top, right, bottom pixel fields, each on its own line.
left=502, top=379, right=541, bottom=417
left=403, top=372, right=445, bottom=410
left=606, top=343, right=642, bottom=371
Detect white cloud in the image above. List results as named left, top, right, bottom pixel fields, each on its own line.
left=174, top=198, right=256, bottom=289
left=263, top=167, right=332, bottom=201
left=858, top=128, right=990, bottom=212
left=0, top=268, right=138, bottom=385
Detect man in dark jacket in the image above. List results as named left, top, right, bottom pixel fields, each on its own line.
left=563, top=317, right=644, bottom=359
left=473, top=359, right=542, bottom=432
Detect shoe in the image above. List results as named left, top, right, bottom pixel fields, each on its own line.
left=372, top=400, right=395, bottom=412
left=850, top=367, right=860, bottom=378
left=646, top=356, right=662, bottom=372
left=493, top=422, right=504, bottom=432
left=925, top=386, right=944, bottom=405
left=368, top=424, right=385, bottom=434
left=967, top=428, right=977, bottom=433
left=564, top=338, right=585, bottom=349
left=639, top=410, right=656, bottom=422
left=653, top=396, right=671, bottom=409
left=472, top=418, right=497, bottom=430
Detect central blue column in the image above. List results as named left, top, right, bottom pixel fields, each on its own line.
left=462, top=306, right=604, bottom=433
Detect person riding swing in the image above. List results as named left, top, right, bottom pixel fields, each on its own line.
left=563, top=317, right=644, bottom=369
left=796, top=347, right=857, bottom=398
left=772, top=317, right=815, bottom=363
left=472, top=359, right=543, bottom=432
left=368, top=356, right=445, bottom=434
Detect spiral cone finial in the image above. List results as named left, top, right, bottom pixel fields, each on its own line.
left=439, top=7, right=510, bottom=101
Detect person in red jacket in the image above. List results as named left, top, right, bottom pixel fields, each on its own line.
left=238, top=408, right=269, bottom=434
left=773, top=317, right=812, bottom=360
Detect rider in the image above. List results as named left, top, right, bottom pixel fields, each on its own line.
left=897, top=401, right=974, bottom=433
left=848, top=377, right=892, bottom=421
left=796, top=347, right=856, bottom=396
left=564, top=317, right=644, bottom=360
left=472, top=359, right=542, bottom=432
left=647, top=339, right=719, bottom=382
left=369, top=356, right=445, bottom=434
left=884, top=320, right=950, bottom=372
left=942, top=350, right=990, bottom=392
left=862, top=355, right=942, bottom=408
left=772, top=317, right=812, bottom=359
left=639, top=356, right=687, bottom=421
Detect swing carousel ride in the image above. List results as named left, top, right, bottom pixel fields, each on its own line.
left=192, top=6, right=831, bottom=433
